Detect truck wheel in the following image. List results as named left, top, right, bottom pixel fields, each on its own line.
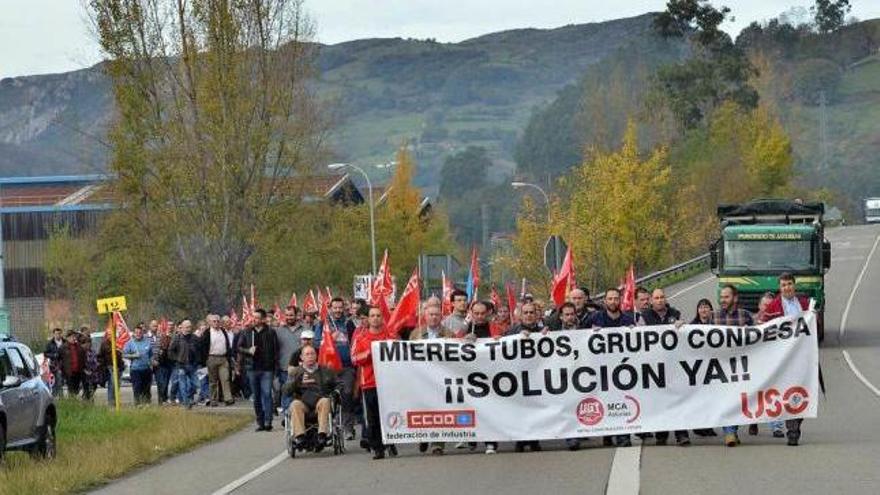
left=29, top=423, right=56, bottom=460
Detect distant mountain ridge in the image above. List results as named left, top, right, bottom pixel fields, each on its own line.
left=0, top=13, right=669, bottom=183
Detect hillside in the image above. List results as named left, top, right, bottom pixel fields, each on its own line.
left=0, top=13, right=668, bottom=187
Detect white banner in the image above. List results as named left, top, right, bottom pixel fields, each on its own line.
left=373, top=312, right=819, bottom=444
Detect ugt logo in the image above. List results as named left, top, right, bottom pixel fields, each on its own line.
left=740, top=386, right=810, bottom=419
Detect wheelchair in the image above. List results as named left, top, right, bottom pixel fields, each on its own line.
left=284, top=390, right=345, bottom=458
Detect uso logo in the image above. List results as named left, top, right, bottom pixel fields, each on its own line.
left=740, top=385, right=810, bottom=419
left=576, top=397, right=605, bottom=426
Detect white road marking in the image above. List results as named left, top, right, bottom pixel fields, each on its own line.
left=605, top=445, right=641, bottom=495
left=839, top=233, right=880, bottom=339
left=838, top=233, right=880, bottom=398
left=842, top=351, right=880, bottom=398
left=668, top=274, right=714, bottom=299
left=210, top=451, right=288, bottom=495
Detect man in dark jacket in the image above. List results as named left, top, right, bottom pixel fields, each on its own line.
left=44, top=328, right=65, bottom=396
left=169, top=320, right=201, bottom=409
left=640, top=288, right=690, bottom=446
left=238, top=309, right=279, bottom=431
left=59, top=330, right=87, bottom=397
left=282, top=345, right=338, bottom=450
left=504, top=301, right=543, bottom=453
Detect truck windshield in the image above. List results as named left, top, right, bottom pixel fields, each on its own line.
left=723, top=240, right=815, bottom=272
left=866, top=208, right=880, bottom=217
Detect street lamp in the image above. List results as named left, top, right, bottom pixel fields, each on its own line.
left=328, top=162, right=377, bottom=275
left=511, top=181, right=551, bottom=224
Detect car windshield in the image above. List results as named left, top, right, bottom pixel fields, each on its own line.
left=723, top=240, right=815, bottom=272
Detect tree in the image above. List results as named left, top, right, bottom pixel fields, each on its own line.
left=439, top=146, right=491, bottom=199
left=556, top=121, right=673, bottom=289
left=87, top=0, right=326, bottom=312
left=812, top=0, right=852, bottom=34
left=653, top=0, right=759, bottom=128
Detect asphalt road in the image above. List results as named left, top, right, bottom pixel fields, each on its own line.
left=91, top=224, right=880, bottom=495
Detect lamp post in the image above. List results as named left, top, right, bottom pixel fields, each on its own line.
left=328, top=163, right=377, bottom=275
left=511, top=181, right=551, bottom=224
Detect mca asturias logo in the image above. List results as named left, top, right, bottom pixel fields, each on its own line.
left=576, top=395, right=641, bottom=426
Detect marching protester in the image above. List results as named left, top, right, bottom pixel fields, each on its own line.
left=492, top=302, right=512, bottom=336
left=443, top=289, right=470, bottom=335
left=315, top=297, right=358, bottom=439
left=283, top=345, right=338, bottom=452
left=759, top=273, right=811, bottom=446
left=123, top=324, right=154, bottom=406
left=504, top=301, right=543, bottom=453
left=589, top=288, right=636, bottom=447
left=98, top=333, right=124, bottom=405
left=59, top=330, right=87, bottom=398
left=169, top=320, right=201, bottom=409
left=206, top=314, right=235, bottom=407
left=154, top=322, right=175, bottom=405
left=409, top=302, right=454, bottom=455
left=464, top=300, right=493, bottom=340
left=689, top=298, right=718, bottom=437
left=352, top=306, right=399, bottom=459
left=44, top=328, right=65, bottom=397
left=640, top=288, right=690, bottom=446
left=276, top=306, right=305, bottom=416
left=712, top=285, right=754, bottom=447
left=238, top=309, right=279, bottom=431
left=287, top=329, right=315, bottom=369
left=81, top=332, right=99, bottom=401
left=558, top=301, right=587, bottom=451
left=749, top=292, right=785, bottom=438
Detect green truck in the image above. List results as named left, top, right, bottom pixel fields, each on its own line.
left=709, top=199, right=831, bottom=341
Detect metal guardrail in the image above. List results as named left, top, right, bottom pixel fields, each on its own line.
left=592, top=253, right=711, bottom=301
left=635, top=253, right=710, bottom=288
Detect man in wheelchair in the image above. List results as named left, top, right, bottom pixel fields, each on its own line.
left=281, top=345, right=339, bottom=453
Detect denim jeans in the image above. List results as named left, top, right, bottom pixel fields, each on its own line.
left=169, top=366, right=180, bottom=401
left=155, top=364, right=172, bottom=404
left=130, top=368, right=153, bottom=405
left=176, top=364, right=199, bottom=407
left=248, top=370, right=274, bottom=427
left=723, top=426, right=739, bottom=435
left=276, top=370, right=292, bottom=413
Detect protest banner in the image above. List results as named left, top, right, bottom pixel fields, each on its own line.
left=373, top=312, right=819, bottom=443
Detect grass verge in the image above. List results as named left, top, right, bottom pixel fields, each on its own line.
left=0, top=399, right=250, bottom=495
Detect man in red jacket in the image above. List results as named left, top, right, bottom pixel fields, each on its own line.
left=759, top=272, right=811, bottom=446
left=352, top=306, right=399, bottom=459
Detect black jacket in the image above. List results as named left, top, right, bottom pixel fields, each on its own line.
left=281, top=365, right=338, bottom=402
left=640, top=305, right=682, bottom=326
left=505, top=322, right=542, bottom=336
left=169, top=333, right=201, bottom=366
left=237, top=325, right=279, bottom=372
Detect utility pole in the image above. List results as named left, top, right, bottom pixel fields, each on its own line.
left=819, top=90, right=829, bottom=171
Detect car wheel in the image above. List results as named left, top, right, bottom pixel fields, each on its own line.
left=30, top=423, right=56, bottom=460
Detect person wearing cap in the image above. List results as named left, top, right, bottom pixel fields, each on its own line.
left=287, top=329, right=315, bottom=369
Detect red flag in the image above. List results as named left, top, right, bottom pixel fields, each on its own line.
left=242, top=295, right=253, bottom=325
left=302, top=290, right=318, bottom=314
left=506, top=282, right=518, bottom=323
left=551, top=247, right=576, bottom=307
left=159, top=317, right=171, bottom=335
left=371, top=249, right=393, bottom=305
left=376, top=289, right=392, bottom=325
left=317, top=318, right=343, bottom=372
left=620, top=264, right=636, bottom=312
left=273, top=303, right=284, bottom=323
left=467, top=246, right=480, bottom=301
left=441, top=270, right=453, bottom=317
left=318, top=291, right=329, bottom=321
left=250, top=284, right=257, bottom=313
left=112, top=311, right=132, bottom=350
left=288, top=292, right=298, bottom=309
left=325, top=286, right=333, bottom=301
left=490, top=285, right=502, bottom=310
left=386, top=268, right=421, bottom=337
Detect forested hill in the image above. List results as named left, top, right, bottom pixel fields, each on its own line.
left=516, top=17, right=880, bottom=214
left=0, top=13, right=672, bottom=183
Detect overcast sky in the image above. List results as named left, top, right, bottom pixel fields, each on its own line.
left=2, top=0, right=878, bottom=79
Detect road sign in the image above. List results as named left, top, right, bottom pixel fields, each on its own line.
left=96, top=296, right=127, bottom=314
left=544, top=235, right=567, bottom=273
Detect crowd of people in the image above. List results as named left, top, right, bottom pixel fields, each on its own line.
left=43, top=272, right=811, bottom=460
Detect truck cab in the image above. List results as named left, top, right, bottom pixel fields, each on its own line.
left=864, top=198, right=880, bottom=224
left=709, top=199, right=831, bottom=341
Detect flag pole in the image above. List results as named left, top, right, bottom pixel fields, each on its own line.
left=109, top=315, right=121, bottom=412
